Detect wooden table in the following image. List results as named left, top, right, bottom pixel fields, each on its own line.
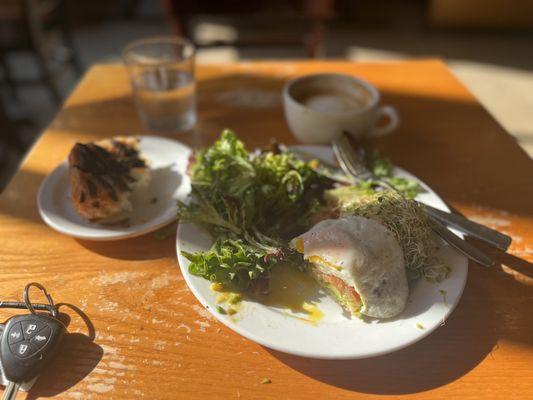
left=0, top=60, right=532, bottom=399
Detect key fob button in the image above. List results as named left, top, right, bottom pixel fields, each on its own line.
left=10, top=340, right=34, bottom=358
left=21, top=320, right=46, bottom=339
left=7, top=323, right=24, bottom=345
left=29, top=326, right=51, bottom=350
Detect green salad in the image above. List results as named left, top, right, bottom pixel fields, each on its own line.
left=178, top=130, right=447, bottom=291
left=179, top=130, right=328, bottom=290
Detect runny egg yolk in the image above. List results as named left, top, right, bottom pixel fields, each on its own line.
left=295, top=238, right=342, bottom=271
left=295, top=238, right=304, bottom=253
left=308, top=255, right=343, bottom=271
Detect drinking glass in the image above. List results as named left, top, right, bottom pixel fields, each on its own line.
left=123, top=36, right=196, bottom=133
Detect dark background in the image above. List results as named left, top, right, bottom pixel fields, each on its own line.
left=1, top=0, right=532, bottom=191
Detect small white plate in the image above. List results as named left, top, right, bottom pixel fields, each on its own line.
left=176, top=145, right=468, bottom=359
left=38, top=136, right=191, bottom=241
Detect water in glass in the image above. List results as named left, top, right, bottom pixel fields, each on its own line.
left=133, top=69, right=196, bottom=132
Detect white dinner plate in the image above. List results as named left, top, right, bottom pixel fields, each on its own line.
left=176, top=145, right=468, bottom=359
left=38, top=136, right=191, bottom=241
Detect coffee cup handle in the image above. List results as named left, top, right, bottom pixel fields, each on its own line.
left=369, top=105, right=399, bottom=137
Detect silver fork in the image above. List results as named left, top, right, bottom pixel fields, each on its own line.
left=332, top=134, right=496, bottom=267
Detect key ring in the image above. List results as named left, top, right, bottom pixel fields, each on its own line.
left=23, top=282, right=58, bottom=318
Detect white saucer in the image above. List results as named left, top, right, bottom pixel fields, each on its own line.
left=38, top=136, right=191, bottom=241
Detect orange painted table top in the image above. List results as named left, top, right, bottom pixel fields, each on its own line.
left=0, top=60, right=532, bottom=399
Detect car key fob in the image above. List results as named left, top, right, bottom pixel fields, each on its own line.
left=0, top=314, right=65, bottom=383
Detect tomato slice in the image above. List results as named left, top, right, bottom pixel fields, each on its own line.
left=319, top=272, right=361, bottom=303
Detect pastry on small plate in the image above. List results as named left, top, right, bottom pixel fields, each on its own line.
left=38, top=135, right=191, bottom=240
left=68, top=137, right=150, bottom=221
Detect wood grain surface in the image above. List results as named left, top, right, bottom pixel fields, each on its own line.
left=0, top=60, right=532, bottom=399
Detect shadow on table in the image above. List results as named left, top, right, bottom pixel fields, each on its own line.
left=469, top=234, right=533, bottom=285
left=266, top=274, right=500, bottom=395
left=26, top=303, right=103, bottom=399
left=76, top=226, right=176, bottom=260
left=440, top=205, right=533, bottom=286
left=371, top=89, right=533, bottom=220
left=468, top=240, right=533, bottom=346
left=493, top=250, right=533, bottom=282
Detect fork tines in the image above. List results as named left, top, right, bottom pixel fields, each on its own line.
left=332, top=133, right=373, bottom=180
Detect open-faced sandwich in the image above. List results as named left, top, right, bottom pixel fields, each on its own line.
left=179, top=130, right=448, bottom=320
left=68, top=137, right=150, bottom=221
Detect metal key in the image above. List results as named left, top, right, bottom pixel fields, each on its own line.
left=0, top=283, right=66, bottom=400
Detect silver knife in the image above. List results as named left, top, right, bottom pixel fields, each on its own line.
left=423, top=204, right=511, bottom=251
left=430, top=220, right=494, bottom=267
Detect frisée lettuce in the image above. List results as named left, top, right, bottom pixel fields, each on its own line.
left=178, top=130, right=329, bottom=290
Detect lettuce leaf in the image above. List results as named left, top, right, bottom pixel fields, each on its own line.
left=178, top=130, right=327, bottom=289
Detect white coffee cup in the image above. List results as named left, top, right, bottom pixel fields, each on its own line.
left=283, top=73, right=399, bottom=144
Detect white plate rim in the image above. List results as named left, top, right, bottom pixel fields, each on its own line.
left=176, top=144, right=468, bottom=359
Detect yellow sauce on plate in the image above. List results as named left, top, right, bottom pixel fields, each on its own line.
left=210, top=265, right=325, bottom=325
left=249, top=264, right=324, bottom=326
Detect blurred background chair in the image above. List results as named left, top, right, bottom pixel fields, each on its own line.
left=0, top=0, right=82, bottom=105
left=0, top=0, right=82, bottom=187
left=161, top=0, right=335, bottom=58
